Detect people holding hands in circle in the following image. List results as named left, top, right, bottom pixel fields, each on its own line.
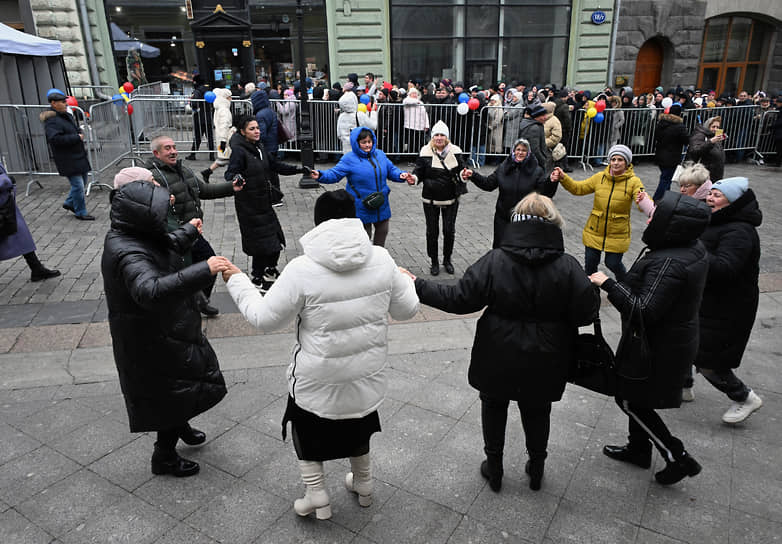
left=550, top=144, right=643, bottom=281
left=461, top=138, right=555, bottom=248
left=309, top=127, right=414, bottom=247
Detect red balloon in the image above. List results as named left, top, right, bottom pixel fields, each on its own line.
left=595, top=100, right=606, bottom=113
left=65, top=96, right=78, bottom=107
left=664, top=107, right=670, bottom=114
left=468, top=98, right=480, bottom=110
left=123, top=82, right=135, bottom=93
left=127, top=104, right=134, bottom=115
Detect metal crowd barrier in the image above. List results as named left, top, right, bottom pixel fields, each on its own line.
left=133, top=82, right=163, bottom=96
left=755, top=109, right=779, bottom=163
left=70, top=85, right=115, bottom=100
left=86, top=99, right=139, bottom=195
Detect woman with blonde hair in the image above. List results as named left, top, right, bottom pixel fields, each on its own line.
left=411, top=121, right=468, bottom=275
left=407, top=192, right=599, bottom=492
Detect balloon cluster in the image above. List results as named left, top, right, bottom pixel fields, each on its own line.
left=586, top=99, right=607, bottom=124
left=111, top=82, right=136, bottom=114
left=359, top=94, right=371, bottom=105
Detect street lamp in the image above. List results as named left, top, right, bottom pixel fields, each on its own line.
left=296, top=0, right=318, bottom=188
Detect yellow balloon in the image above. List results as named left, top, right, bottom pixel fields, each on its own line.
left=121, top=92, right=130, bottom=103
left=119, top=86, right=126, bottom=94
left=357, top=103, right=368, bottom=113
left=587, top=107, right=597, bottom=118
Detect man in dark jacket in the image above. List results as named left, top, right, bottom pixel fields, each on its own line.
left=186, top=75, right=215, bottom=161
left=251, top=89, right=283, bottom=205
left=591, top=191, right=710, bottom=486
left=518, top=104, right=553, bottom=173
left=553, top=91, right=573, bottom=171
left=148, top=136, right=243, bottom=315
left=771, top=95, right=782, bottom=167
left=102, top=180, right=229, bottom=477
left=41, top=88, right=95, bottom=220
left=652, top=103, right=689, bottom=201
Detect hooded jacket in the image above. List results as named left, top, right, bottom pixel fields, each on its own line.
left=40, top=108, right=91, bottom=176
left=695, top=188, right=762, bottom=371
left=337, top=92, right=377, bottom=153
left=318, top=127, right=404, bottom=224
left=685, top=119, right=725, bottom=182
left=654, top=113, right=689, bottom=168
left=224, top=133, right=301, bottom=256
left=251, top=90, right=279, bottom=154
left=101, top=181, right=226, bottom=432
left=212, top=88, right=235, bottom=160
left=559, top=165, right=644, bottom=254
left=415, top=219, right=599, bottom=402
left=225, top=218, right=420, bottom=419
left=601, top=192, right=710, bottom=408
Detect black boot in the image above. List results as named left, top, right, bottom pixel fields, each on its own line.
left=525, top=458, right=545, bottom=491
left=603, top=443, right=652, bottom=469
left=430, top=260, right=440, bottom=276
left=480, top=455, right=503, bottom=492
left=442, top=259, right=454, bottom=275
left=655, top=452, right=701, bottom=485
left=151, top=442, right=200, bottom=477
left=178, top=423, right=206, bottom=446
left=24, top=252, right=61, bottom=282
left=480, top=396, right=507, bottom=492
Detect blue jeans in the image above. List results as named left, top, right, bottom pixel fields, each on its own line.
left=584, top=246, right=626, bottom=282
left=65, top=173, right=88, bottom=216
left=471, top=144, right=486, bottom=167
left=653, top=166, right=676, bottom=201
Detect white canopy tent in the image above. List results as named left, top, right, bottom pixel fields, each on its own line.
left=0, top=23, right=62, bottom=57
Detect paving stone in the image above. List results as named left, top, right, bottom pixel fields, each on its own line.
left=30, top=300, right=100, bottom=326
left=88, top=436, right=156, bottom=492
left=546, top=498, right=639, bottom=543
left=731, top=466, right=782, bottom=524
left=0, top=327, right=23, bottom=353
left=78, top=322, right=111, bottom=348
left=209, top=383, right=279, bottom=422
left=0, top=446, right=81, bottom=505
left=19, top=397, right=103, bottom=443
left=184, top=480, right=289, bottom=544
left=59, top=494, right=176, bottom=544
left=635, top=528, right=689, bottom=544
left=641, top=492, right=730, bottom=544
left=728, top=509, right=782, bottom=543
left=11, top=323, right=87, bottom=353
left=0, top=351, right=72, bottom=389
left=0, top=420, right=42, bottom=466
left=0, top=303, right=41, bottom=328
left=401, top=448, right=486, bottom=514
left=153, top=523, right=219, bottom=544
left=50, top=415, right=136, bottom=465
left=195, top=423, right=281, bottom=478
left=0, top=508, right=53, bottom=544
left=16, top=468, right=129, bottom=537
left=67, top=345, right=116, bottom=384
left=252, top=510, right=358, bottom=543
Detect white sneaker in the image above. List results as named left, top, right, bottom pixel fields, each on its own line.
left=682, top=387, right=695, bottom=402
left=722, top=390, right=763, bottom=424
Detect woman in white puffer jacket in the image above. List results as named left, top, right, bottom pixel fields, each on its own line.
left=337, top=92, right=377, bottom=153
left=222, top=189, right=419, bottom=521
left=212, top=88, right=235, bottom=166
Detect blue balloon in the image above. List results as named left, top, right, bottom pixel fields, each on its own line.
left=360, top=93, right=371, bottom=105
left=594, top=112, right=605, bottom=124
left=458, top=93, right=470, bottom=104
left=111, top=94, right=122, bottom=102
left=204, top=91, right=216, bottom=103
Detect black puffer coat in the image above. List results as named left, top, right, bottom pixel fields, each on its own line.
left=412, top=143, right=467, bottom=202
left=654, top=113, right=689, bottom=168
left=101, top=181, right=226, bottom=432
left=147, top=158, right=235, bottom=223
left=685, top=122, right=725, bottom=181
left=518, top=117, right=552, bottom=172
left=40, top=109, right=91, bottom=176
left=416, top=219, right=599, bottom=402
left=470, top=153, right=556, bottom=247
left=225, top=134, right=301, bottom=256
left=601, top=192, right=710, bottom=409
left=695, top=188, right=762, bottom=371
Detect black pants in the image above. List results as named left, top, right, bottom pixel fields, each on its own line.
left=191, top=234, right=216, bottom=298
left=697, top=368, right=750, bottom=402
left=480, top=393, right=550, bottom=461
left=251, top=251, right=280, bottom=280
left=616, top=397, right=684, bottom=463
left=269, top=171, right=283, bottom=203
left=191, top=112, right=215, bottom=158
left=423, top=201, right=459, bottom=262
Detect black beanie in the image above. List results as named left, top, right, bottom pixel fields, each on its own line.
left=314, top=189, right=356, bottom=225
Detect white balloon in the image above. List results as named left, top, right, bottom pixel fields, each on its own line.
left=661, top=97, right=673, bottom=109
left=457, top=102, right=469, bottom=116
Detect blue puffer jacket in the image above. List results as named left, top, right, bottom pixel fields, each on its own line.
left=318, top=127, right=404, bottom=224
left=251, top=90, right=279, bottom=154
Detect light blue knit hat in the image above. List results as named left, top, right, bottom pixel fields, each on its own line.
left=711, top=177, right=748, bottom=203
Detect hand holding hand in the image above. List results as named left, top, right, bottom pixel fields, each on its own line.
left=461, top=168, right=473, bottom=180
left=589, top=271, right=609, bottom=286
left=207, top=256, right=231, bottom=276
left=221, top=262, right=242, bottom=282
left=310, top=170, right=321, bottom=180
left=398, top=267, right=416, bottom=281
left=550, top=167, right=563, bottom=182
left=636, top=190, right=648, bottom=204
left=188, top=218, right=203, bottom=234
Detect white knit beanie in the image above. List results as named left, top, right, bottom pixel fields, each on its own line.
left=431, top=120, right=450, bottom=139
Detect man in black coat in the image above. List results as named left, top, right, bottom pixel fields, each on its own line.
left=591, top=192, right=710, bottom=486
left=186, top=74, right=215, bottom=161
left=102, top=181, right=230, bottom=477
left=40, top=88, right=95, bottom=220
left=771, top=95, right=782, bottom=167
left=652, top=103, right=689, bottom=201
left=148, top=136, right=243, bottom=316
left=518, top=104, right=553, bottom=173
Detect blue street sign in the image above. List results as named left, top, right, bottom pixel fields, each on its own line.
left=591, top=10, right=607, bottom=24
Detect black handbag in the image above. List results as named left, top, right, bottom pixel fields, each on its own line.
left=615, top=300, right=652, bottom=380
left=570, top=318, right=617, bottom=396
left=361, top=191, right=385, bottom=209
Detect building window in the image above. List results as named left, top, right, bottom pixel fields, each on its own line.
left=698, top=16, right=772, bottom=95
left=390, top=0, right=570, bottom=87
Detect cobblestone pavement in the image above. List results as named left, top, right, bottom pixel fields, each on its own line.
left=0, top=159, right=781, bottom=543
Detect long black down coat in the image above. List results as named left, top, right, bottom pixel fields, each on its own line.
left=470, top=153, right=556, bottom=247
left=601, top=192, right=710, bottom=409
left=653, top=113, right=689, bottom=169
left=695, top=188, right=762, bottom=371
left=102, top=181, right=226, bottom=432
left=40, top=109, right=91, bottom=176
left=225, top=134, right=301, bottom=257
left=416, top=219, right=599, bottom=402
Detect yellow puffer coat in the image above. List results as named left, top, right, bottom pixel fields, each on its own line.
left=559, top=165, right=644, bottom=253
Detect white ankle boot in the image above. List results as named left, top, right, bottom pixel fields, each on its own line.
left=294, top=460, right=331, bottom=520
left=345, top=453, right=373, bottom=507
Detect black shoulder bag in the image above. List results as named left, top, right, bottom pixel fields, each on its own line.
left=570, top=318, right=617, bottom=396
left=614, top=299, right=652, bottom=380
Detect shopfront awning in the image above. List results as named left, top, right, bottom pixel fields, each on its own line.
left=110, top=22, right=160, bottom=58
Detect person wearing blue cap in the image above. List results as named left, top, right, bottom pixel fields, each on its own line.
left=40, top=88, right=94, bottom=220
left=695, top=177, right=764, bottom=423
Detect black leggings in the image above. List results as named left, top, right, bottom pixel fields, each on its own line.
left=480, top=393, right=551, bottom=461
left=423, top=201, right=459, bottom=262
left=615, top=397, right=684, bottom=463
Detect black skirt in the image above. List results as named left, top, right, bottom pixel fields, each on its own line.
left=282, top=395, right=381, bottom=461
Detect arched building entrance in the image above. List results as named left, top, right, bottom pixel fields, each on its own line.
left=634, top=39, right=664, bottom=95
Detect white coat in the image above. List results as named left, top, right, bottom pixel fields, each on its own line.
left=226, top=218, right=419, bottom=419
left=337, top=93, right=377, bottom=153
left=212, top=88, right=235, bottom=161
